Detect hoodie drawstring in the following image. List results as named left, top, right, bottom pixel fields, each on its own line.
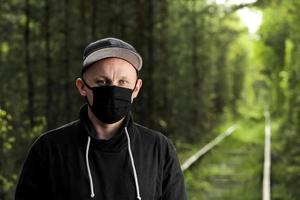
left=125, top=127, right=142, bottom=200
left=86, top=136, right=95, bottom=198
left=85, top=127, right=142, bottom=200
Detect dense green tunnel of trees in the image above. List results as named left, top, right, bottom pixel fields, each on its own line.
left=1, top=0, right=300, bottom=199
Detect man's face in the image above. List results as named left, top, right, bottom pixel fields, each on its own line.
left=76, top=57, right=142, bottom=105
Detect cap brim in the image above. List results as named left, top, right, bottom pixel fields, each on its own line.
left=83, top=47, right=142, bottom=71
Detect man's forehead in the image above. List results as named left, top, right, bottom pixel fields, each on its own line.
left=100, top=57, right=135, bottom=67
left=83, top=57, right=137, bottom=78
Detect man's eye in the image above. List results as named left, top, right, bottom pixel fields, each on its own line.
left=119, top=80, right=127, bottom=85
left=96, top=80, right=106, bottom=85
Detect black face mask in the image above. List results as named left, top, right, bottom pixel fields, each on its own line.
left=82, top=79, right=133, bottom=124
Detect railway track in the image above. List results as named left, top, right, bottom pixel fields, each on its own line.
left=182, top=109, right=272, bottom=200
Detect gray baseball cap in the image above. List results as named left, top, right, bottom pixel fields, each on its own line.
left=82, top=37, right=143, bottom=73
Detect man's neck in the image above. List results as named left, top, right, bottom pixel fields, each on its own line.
left=87, top=107, right=124, bottom=140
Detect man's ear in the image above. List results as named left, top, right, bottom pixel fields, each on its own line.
left=132, top=79, right=142, bottom=100
left=75, top=78, right=87, bottom=97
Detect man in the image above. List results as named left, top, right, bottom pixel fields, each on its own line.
left=16, top=38, right=187, bottom=200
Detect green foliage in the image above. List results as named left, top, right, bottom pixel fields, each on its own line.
left=0, top=109, right=15, bottom=199
left=0, top=109, right=14, bottom=153
left=256, top=0, right=300, bottom=198
left=0, top=108, right=46, bottom=199
left=0, top=0, right=251, bottom=199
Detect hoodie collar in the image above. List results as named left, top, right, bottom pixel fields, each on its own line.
left=79, top=104, right=134, bottom=152
left=81, top=103, right=142, bottom=199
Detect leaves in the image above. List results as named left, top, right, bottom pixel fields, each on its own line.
left=257, top=0, right=300, bottom=198
left=0, top=0, right=250, bottom=199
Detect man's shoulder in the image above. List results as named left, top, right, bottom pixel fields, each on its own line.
left=133, top=123, right=179, bottom=163
left=134, top=122, right=164, bottom=137
left=34, top=120, right=82, bottom=145
left=133, top=122, right=173, bottom=147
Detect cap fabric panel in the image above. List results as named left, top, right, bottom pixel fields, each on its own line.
left=83, top=47, right=142, bottom=71
left=82, top=38, right=143, bottom=72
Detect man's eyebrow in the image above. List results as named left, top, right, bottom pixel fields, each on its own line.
left=119, top=76, right=129, bottom=80
left=93, top=75, right=110, bottom=80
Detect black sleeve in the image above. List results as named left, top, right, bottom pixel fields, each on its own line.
left=162, top=139, right=188, bottom=200
left=15, top=136, right=49, bottom=200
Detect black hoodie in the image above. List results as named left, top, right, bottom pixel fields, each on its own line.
left=15, top=105, right=187, bottom=200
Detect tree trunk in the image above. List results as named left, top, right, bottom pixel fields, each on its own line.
left=45, top=0, right=53, bottom=129
left=146, top=0, right=155, bottom=126
left=80, top=0, right=88, bottom=44
left=64, top=0, right=71, bottom=121
left=157, top=0, right=169, bottom=118
left=191, top=0, right=200, bottom=118
left=91, top=0, right=97, bottom=38
left=25, top=0, right=35, bottom=128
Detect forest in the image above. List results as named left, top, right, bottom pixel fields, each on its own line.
left=1, top=0, right=300, bottom=199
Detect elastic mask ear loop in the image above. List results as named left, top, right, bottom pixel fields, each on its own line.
left=81, top=77, right=93, bottom=90
left=133, top=77, right=139, bottom=92
left=131, top=79, right=139, bottom=104
left=81, top=78, right=94, bottom=108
